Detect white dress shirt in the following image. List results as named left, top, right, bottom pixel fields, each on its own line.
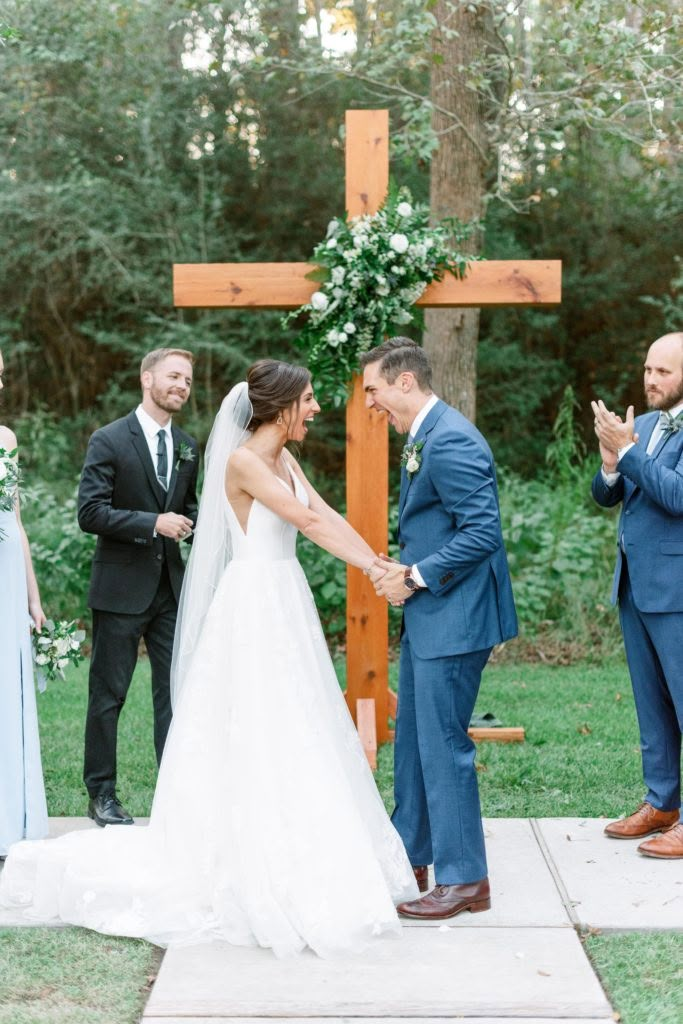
left=601, top=400, right=683, bottom=486
left=405, top=394, right=439, bottom=588
left=136, top=404, right=173, bottom=490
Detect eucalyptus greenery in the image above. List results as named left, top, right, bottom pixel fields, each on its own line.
left=285, top=185, right=473, bottom=406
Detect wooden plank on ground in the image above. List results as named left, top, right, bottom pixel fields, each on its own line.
left=469, top=727, right=526, bottom=743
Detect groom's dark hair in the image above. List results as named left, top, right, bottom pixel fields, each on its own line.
left=359, top=337, right=432, bottom=391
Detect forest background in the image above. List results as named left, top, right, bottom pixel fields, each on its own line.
left=0, top=0, right=680, bottom=660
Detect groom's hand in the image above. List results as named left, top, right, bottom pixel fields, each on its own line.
left=374, top=562, right=414, bottom=604
left=155, top=512, right=194, bottom=541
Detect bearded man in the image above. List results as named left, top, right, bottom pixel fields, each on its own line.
left=592, top=332, right=683, bottom=859
left=78, top=348, right=198, bottom=826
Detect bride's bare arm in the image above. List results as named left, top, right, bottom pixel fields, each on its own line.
left=227, top=448, right=376, bottom=571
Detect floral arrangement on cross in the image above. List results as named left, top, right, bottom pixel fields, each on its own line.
left=285, top=185, right=475, bottom=407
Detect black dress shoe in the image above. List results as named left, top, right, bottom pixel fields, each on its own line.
left=88, top=793, right=134, bottom=827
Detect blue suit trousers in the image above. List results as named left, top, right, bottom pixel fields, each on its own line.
left=619, top=558, right=683, bottom=810
left=391, top=634, right=491, bottom=884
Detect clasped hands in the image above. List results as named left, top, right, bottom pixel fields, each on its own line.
left=365, top=555, right=412, bottom=606
left=591, top=399, right=640, bottom=473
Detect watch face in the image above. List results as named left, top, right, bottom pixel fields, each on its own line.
left=404, top=574, right=418, bottom=592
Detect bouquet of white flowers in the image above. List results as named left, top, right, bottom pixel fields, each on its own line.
left=32, top=619, right=86, bottom=691
left=285, top=185, right=475, bottom=406
left=0, top=447, right=20, bottom=541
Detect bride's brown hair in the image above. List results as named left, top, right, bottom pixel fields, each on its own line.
left=246, top=360, right=311, bottom=431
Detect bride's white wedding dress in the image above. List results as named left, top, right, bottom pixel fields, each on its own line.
left=0, top=467, right=417, bottom=957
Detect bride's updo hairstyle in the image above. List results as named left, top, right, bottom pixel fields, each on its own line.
left=246, top=359, right=311, bottom=431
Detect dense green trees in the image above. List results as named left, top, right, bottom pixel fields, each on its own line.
left=0, top=0, right=680, bottom=476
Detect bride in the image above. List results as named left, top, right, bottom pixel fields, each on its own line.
left=0, top=359, right=417, bottom=957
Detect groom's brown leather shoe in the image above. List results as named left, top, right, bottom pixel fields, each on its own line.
left=413, top=866, right=429, bottom=893
left=638, top=823, right=683, bottom=859
left=397, top=878, right=490, bottom=920
left=604, top=802, right=679, bottom=839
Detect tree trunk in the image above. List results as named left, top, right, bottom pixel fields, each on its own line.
left=424, top=1, right=490, bottom=422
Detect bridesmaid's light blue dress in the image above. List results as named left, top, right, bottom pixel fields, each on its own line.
left=0, top=506, right=48, bottom=855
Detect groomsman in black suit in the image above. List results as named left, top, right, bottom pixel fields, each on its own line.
left=78, top=348, right=199, bottom=826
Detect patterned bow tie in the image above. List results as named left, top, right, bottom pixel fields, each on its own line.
left=658, top=410, right=683, bottom=437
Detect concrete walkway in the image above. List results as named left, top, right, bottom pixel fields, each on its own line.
left=2, top=817, right=682, bottom=1022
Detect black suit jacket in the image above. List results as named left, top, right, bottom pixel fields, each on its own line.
left=78, top=411, right=199, bottom=614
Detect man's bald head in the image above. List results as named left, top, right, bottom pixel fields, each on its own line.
left=644, top=332, right=683, bottom=410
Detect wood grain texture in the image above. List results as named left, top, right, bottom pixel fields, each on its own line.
left=356, top=698, right=378, bottom=771
left=344, top=112, right=391, bottom=745
left=173, top=260, right=561, bottom=308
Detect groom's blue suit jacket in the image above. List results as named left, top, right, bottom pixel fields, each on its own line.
left=591, top=411, right=683, bottom=612
left=398, top=400, right=517, bottom=659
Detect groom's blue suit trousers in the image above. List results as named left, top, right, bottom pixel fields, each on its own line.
left=618, top=559, right=683, bottom=811
left=391, top=634, right=491, bottom=885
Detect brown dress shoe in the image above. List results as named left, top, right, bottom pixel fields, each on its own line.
left=397, top=878, right=490, bottom=920
left=413, top=866, right=429, bottom=893
left=638, top=822, right=683, bottom=859
left=604, top=802, right=679, bottom=839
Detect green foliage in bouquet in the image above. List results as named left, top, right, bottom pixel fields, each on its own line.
left=32, top=618, right=86, bottom=689
left=285, top=185, right=474, bottom=406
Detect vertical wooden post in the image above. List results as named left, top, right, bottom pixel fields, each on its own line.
left=345, top=110, right=390, bottom=744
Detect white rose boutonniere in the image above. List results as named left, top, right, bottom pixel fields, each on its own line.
left=401, top=440, right=425, bottom=477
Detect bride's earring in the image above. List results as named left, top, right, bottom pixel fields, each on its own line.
left=277, top=414, right=283, bottom=426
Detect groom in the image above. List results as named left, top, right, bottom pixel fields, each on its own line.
left=78, top=348, right=199, bottom=826
left=361, top=337, right=517, bottom=919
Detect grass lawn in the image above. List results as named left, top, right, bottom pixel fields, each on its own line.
left=0, top=927, right=160, bottom=1024
left=1, top=654, right=678, bottom=1024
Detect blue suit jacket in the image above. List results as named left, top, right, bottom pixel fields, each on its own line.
left=591, top=411, right=683, bottom=612
left=398, top=400, right=518, bottom=659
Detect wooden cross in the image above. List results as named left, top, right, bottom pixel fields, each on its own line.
left=174, top=110, right=561, bottom=766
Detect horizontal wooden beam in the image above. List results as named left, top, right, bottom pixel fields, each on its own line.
left=173, top=260, right=561, bottom=309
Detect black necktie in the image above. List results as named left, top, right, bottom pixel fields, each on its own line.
left=156, top=429, right=168, bottom=490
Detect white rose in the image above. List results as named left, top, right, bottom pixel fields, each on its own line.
left=35, top=653, right=49, bottom=666
left=389, top=233, right=409, bottom=254
left=343, top=322, right=356, bottom=334
left=353, top=234, right=365, bottom=248
left=331, top=266, right=346, bottom=285
left=337, top=331, right=347, bottom=343
left=406, top=457, right=420, bottom=474
left=56, top=637, right=70, bottom=657
left=397, top=202, right=413, bottom=217
left=311, top=291, right=328, bottom=312
left=326, top=238, right=338, bottom=249
left=377, top=284, right=390, bottom=297
left=332, top=287, right=344, bottom=299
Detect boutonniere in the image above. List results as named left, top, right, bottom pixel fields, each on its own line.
left=660, top=410, right=683, bottom=437
left=175, top=442, right=196, bottom=471
left=401, top=439, right=425, bottom=477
